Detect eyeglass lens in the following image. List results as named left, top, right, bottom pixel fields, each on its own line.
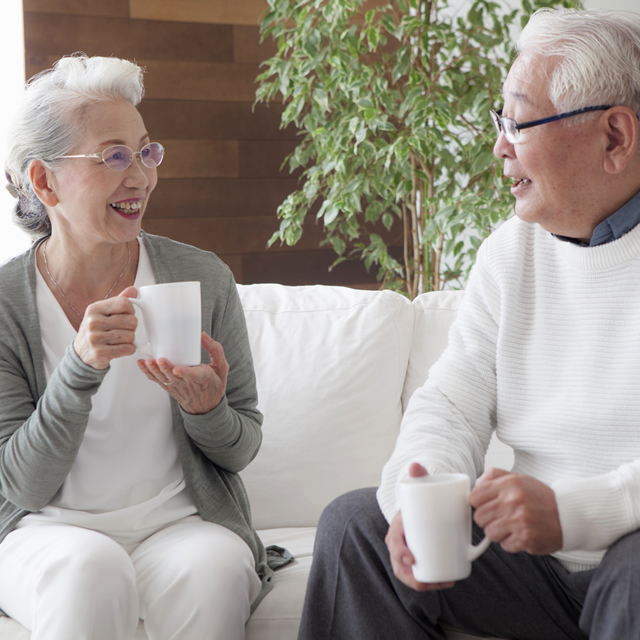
left=490, top=111, right=518, bottom=143
left=103, top=142, right=164, bottom=171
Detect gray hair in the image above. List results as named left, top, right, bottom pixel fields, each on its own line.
left=517, top=9, right=640, bottom=117
left=5, top=54, right=145, bottom=239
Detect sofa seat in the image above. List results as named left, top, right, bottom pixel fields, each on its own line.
left=0, top=531, right=503, bottom=640
left=0, top=284, right=512, bottom=640
left=246, top=528, right=316, bottom=640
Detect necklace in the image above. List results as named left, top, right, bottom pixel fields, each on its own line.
left=42, top=239, right=132, bottom=321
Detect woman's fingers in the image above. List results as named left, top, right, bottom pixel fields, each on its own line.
left=73, top=297, right=138, bottom=369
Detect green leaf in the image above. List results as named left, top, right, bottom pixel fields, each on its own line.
left=356, top=97, right=375, bottom=109
left=329, top=235, right=346, bottom=255
left=324, top=202, right=340, bottom=225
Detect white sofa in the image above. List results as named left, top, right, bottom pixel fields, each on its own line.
left=0, top=284, right=513, bottom=640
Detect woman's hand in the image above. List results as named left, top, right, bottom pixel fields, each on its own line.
left=73, top=295, right=138, bottom=370
left=137, top=332, right=229, bottom=415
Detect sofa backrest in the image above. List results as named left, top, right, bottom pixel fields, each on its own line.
left=403, top=290, right=464, bottom=411
left=237, top=284, right=463, bottom=529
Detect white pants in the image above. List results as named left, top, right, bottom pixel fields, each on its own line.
left=0, top=516, right=262, bottom=640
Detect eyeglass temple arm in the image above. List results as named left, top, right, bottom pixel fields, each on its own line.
left=516, top=105, right=612, bottom=131
left=57, top=153, right=102, bottom=159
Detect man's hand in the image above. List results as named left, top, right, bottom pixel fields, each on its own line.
left=470, top=468, right=562, bottom=555
left=385, top=463, right=455, bottom=592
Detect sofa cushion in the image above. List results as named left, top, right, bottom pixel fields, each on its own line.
left=238, top=284, right=414, bottom=529
left=402, top=290, right=464, bottom=411
left=246, top=528, right=316, bottom=640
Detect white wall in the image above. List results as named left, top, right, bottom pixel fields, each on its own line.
left=583, top=0, right=638, bottom=10
left=0, top=0, right=31, bottom=264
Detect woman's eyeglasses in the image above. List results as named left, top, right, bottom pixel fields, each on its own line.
left=490, top=106, right=611, bottom=144
left=56, top=142, right=165, bottom=171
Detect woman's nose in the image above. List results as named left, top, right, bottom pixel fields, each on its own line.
left=123, top=156, right=152, bottom=188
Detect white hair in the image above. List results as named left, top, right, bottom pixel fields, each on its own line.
left=517, top=9, right=640, bottom=116
left=5, top=54, right=145, bottom=239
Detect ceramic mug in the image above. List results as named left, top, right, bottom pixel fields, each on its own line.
left=399, top=472, right=491, bottom=583
left=131, top=281, right=202, bottom=367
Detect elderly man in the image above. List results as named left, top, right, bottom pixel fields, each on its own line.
left=297, top=8, right=640, bottom=640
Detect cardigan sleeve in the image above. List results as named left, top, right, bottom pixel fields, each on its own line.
left=0, top=345, right=107, bottom=511
left=180, top=269, right=263, bottom=473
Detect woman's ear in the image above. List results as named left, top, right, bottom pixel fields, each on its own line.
left=28, top=160, right=59, bottom=207
left=602, top=107, right=638, bottom=175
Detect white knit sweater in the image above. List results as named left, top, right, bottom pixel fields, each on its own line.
left=378, top=216, right=640, bottom=572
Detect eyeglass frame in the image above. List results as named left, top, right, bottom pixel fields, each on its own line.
left=55, top=142, right=165, bottom=171
left=490, top=105, right=612, bottom=144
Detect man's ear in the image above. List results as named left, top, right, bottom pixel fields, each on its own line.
left=28, top=160, right=59, bottom=207
left=602, top=107, right=638, bottom=175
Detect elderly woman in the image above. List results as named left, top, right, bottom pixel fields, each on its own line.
left=0, top=55, right=277, bottom=640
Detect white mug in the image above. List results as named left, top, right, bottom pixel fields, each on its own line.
left=399, top=472, right=490, bottom=583
left=130, top=281, right=202, bottom=367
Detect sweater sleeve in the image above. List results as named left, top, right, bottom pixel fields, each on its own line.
left=0, top=345, right=107, bottom=511
left=553, top=460, right=640, bottom=552
left=180, top=270, right=263, bottom=473
left=377, top=246, right=501, bottom=523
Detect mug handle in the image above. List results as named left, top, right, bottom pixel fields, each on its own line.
left=129, top=297, right=153, bottom=359
left=468, top=535, right=491, bottom=562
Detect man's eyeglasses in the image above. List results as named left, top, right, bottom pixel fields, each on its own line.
left=490, top=106, right=611, bottom=144
left=56, top=142, right=165, bottom=171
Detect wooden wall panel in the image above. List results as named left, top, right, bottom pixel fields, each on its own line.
left=141, top=216, right=328, bottom=255
left=148, top=178, right=300, bottom=218
left=234, top=25, right=276, bottom=64
left=140, top=60, right=260, bottom=102
left=242, top=251, right=383, bottom=287
left=23, top=0, right=129, bottom=18
left=238, top=141, right=300, bottom=178
left=157, top=140, right=239, bottom=179
left=22, top=0, right=380, bottom=288
left=130, top=0, right=267, bottom=27
left=137, top=101, right=294, bottom=141
left=24, top=13, right=234, bottom=62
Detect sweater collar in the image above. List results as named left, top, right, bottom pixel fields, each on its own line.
left=553, top=217, right=640, bottom=271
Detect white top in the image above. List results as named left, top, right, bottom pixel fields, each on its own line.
left=378, top=216, right=640, bottom=572
left=21, top=239, right=198, bottom=549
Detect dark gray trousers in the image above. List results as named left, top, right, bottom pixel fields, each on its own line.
left=298, top=488, right=640, bottom=640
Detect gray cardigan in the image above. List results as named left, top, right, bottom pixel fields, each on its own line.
left=0, top=232, right=276, bottom=611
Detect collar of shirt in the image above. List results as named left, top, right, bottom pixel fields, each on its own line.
left=553, top=189, right=640, bottom=247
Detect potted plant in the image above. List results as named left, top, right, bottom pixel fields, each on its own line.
left=256, top=0, right=579, bottom=297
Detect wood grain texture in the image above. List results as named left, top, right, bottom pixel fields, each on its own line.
left=23, top=0, right=130, bottom=18
left=157, top=140, right=239, bottom=179
left=241, top=249, right=380, bottom=286
left=25, top=58, right=265, bottom=105
left=141, top=216, right=326, bottom=255
left=233, top=25, right=277, bottom=64
left=239, top=141, right=300, bottom=178
left=130, top=0, right=268, bottom=27
left=141, top=60, right=260, bottom=102
left=24, top=12, right=234, bottom=63
left=138, top=100, right=296, bottom=141
left=146, top=178, right=300, bottom=218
